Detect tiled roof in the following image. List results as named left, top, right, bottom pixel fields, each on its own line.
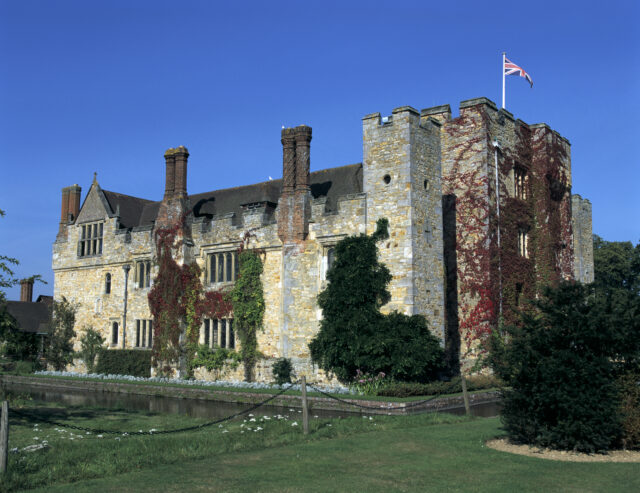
left=101, top=163, right=363, bottom=228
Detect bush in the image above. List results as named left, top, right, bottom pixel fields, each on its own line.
left=272, top=357, right=294, bottom=385
left=493, top=283, right=623, bottom=453
left=95, top=349, right=151, bottom=377
left=13, top=360, right=39, bottom=375
left=618, top=370, right=640, bottom=449
left=310, top=218, right=443, bottom=383
left=78, top=327, right=105, bottom=373
left=45, top=298, right=76, bottom=371
left=377, top=374, right=502, bottom=398
left=190, top=344, right=241, bottom=379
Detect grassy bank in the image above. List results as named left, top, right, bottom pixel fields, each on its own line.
left=0, top=394, right=463, bottom=492
left=1, top=395, right=638, bottom=492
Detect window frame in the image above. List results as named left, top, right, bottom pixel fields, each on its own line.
left=78, top=221, right=104, bottom=257
left=201, top=317, right=235, bottom=349
left=205, top=251, right=239, bottom=286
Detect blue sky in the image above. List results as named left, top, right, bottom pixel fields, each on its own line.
left=1, top=0, right=638, bottom=300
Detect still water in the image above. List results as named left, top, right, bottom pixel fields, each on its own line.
left=2, top=381, right=501, bottom=420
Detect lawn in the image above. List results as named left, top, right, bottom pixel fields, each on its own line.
left=1, top=395, right=637, bottom=492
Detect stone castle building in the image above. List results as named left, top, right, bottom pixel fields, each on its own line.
left=52, top=97, right=594, bottom=380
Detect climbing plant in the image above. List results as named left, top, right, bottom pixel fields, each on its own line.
left=230, top=249, right=265, bottom=382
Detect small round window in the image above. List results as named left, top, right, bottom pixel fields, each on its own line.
left=383, top=174, right=391, bottom=184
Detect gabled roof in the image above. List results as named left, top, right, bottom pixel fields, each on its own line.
left=102, top=190, right=155, bottom=229
left=97, top=163, right=363, bottom=229
left=4, top=301, right=50, bottom=334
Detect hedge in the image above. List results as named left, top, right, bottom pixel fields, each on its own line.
left=95, top=349, right=151, bottom=378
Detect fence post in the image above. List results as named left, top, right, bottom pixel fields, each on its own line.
left=301, top=376, right=309, bottom=435
left=460, top=374, right=471, bottom=416
left=0, top=400, right=8, bottom=473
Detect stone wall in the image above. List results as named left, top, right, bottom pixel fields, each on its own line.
left=571, top=194, right=594, bottom=283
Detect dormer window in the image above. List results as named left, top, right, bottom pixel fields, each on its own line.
left=78, top=222, right=103, bottom=257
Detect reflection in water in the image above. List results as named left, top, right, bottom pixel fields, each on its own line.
left=2, top=382, right=501, bottom=419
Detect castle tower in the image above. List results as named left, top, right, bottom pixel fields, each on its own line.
left=362, top=106, right=445, bottom=340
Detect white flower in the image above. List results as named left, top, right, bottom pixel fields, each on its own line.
left=256, top=426, right=263, bottom=431
left=222, top=430, right=229, bottom=433
left=97, top=435, right=103, bottom=438
left=291, top=422, right=298, bottom=427
left=249, top=418, right=256, bottom=422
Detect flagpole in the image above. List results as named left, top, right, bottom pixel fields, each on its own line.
left=502, top=52, right=506, bottom=109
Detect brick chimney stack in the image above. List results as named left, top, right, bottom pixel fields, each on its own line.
left=58, top=184, right=82, bottom=236
left=173, top=146, right=189, bottom=199
left=278, top=125, right=312, bottom=243
left=164, top=148, right=176, bottom=199
left=20, top=279, right=33, bottom=302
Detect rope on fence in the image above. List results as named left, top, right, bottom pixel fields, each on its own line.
left=307, top=384, right=442, bottom=411
left=10, top=382, right=297, bottom=436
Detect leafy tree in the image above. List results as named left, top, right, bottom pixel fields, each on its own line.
left=0, top=209, right=19, bottom=302
left=230, top=250, right=265, bottom=382
left=310, top=218, right=443, bottom=383
left=45, top=297, right=77, bottom=371
left=78, top=326, right=105, bottom=373
left=492, top=282, right=626, bottom=453
left=593, top=235, right=640, bottom=296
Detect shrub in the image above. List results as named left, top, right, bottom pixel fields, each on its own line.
left=618, top=370, right=640, bottom=449
left=45, top=297, right=76, bottom=371
left=78, top=327, right=105, bottom=373
left=493, top=283, right=623, bottom=453
left=377, top=374, right=502, bottom=398
left=191, top=344, right=241, bottom=379
left=310, top=218, right=443, bottom=383
left=95, top=349, right=152, bottom=377
left=13, top=360, right=38, bottom=375
left=272, top=357, right=294, bottom=385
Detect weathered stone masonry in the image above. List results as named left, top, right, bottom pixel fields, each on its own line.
left=52, top=97, right=594, bottom=380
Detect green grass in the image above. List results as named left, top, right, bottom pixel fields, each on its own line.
left=1, top=395, right=638, bottom=492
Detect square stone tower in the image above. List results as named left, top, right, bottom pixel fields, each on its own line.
left=362, top=106, right=445, bottom=340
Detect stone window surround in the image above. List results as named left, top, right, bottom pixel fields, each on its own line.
left=518, top=228, right=529, bottom=258
left=202, top=317, right=235, bottom=349
left=104, top=273, right=111, bottom=294
left=135, top=319, right=153, bottom=348
left=514, top=165, right=528, bottom=200
left=134, top=259, right=152, bottom=289
left=110, top=320, right=119, bottom=347
left=316, top=234, right=345, bottom=282
left=204, top=249, right=239, bottom=286
left=78, top=221, right=104, bottom=258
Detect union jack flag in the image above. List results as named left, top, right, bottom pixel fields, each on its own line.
left=504, top=57, right=533, bottom=87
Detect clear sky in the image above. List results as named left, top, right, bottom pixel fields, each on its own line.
left=1, top=0, right=638, bottom=301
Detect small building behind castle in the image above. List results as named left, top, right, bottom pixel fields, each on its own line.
left=52, top=97, right=594, bottom=381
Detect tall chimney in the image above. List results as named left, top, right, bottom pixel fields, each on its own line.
left=164, top=148, right=176, bottom=199
left=294, top=126, right=311, bottom=192
left=281, top=128, right=296, bottom=196
left=278, top=125, right=312, bottom=243
left=59, top=187, right=70, bottom=234
left=67, top=184, right=82, bottom=222
left=20, top=279, right=34, bottom=302
left=58, top=184, right=82, bottom=236
left=173, top=146, right=189, bottom=199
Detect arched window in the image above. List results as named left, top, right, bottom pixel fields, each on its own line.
left=105, top=273, right=111, bottom=294
left=111, top=322, right=119, bottom=346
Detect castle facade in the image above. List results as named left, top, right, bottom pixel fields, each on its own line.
left=52, top=97, right=594, bottom=380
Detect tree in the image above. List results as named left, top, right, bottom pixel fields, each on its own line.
left=0, top=209, right=19, bottom=303
left=45, top=297, right=77, bottom=371
left=309, top=218, right=443, bottom=383
left=492, top=282, right=629, bottom=453
left=78, top=327, right=105, bottom=373
left=592, top=236, right=640, bottom=371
